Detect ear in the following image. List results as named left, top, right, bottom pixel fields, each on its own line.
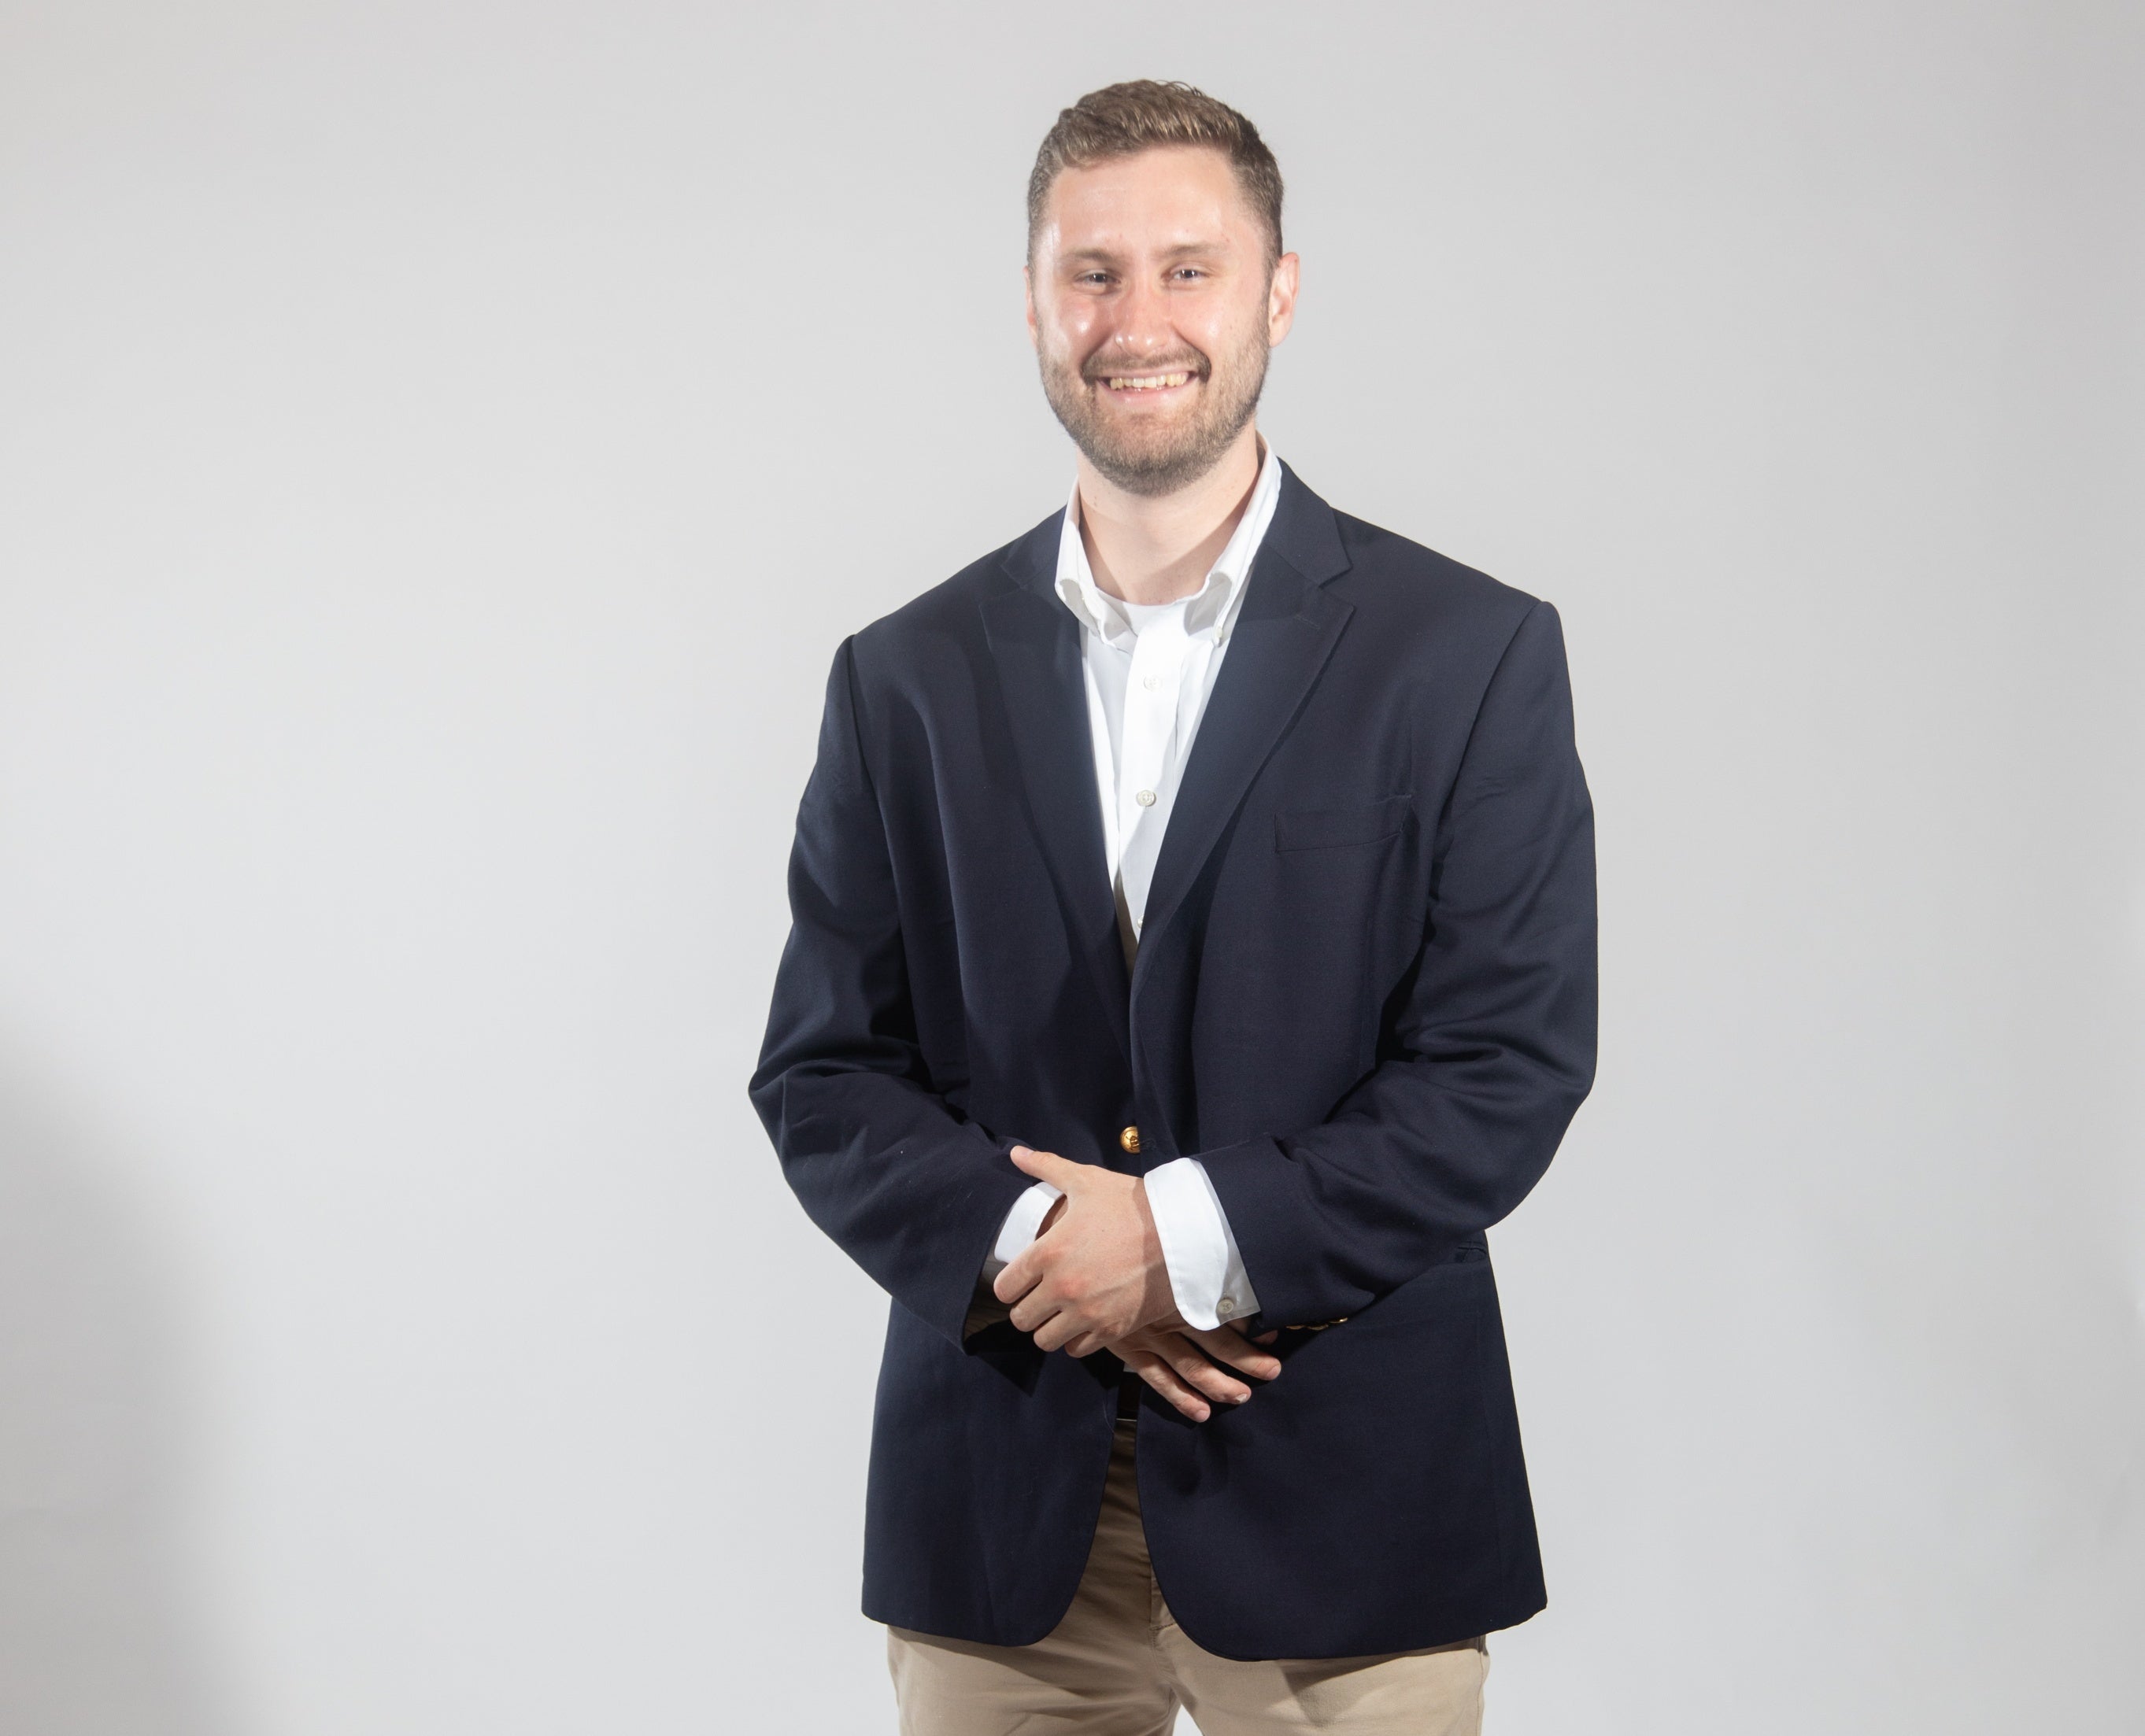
left=1023, top=264, right=1040, bottom=353
left=1267, top=252, right=1301, bottom=348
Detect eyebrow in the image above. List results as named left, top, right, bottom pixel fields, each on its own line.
left=1057, top=238, right=1236, bottom=267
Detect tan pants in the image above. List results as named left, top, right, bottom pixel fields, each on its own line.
left=887, top=1417, right=1488, bottom=1735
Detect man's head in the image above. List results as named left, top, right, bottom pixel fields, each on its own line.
left=1025, top=81, right=1299, bottom=499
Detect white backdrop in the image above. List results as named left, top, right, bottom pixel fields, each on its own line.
left=2, top=3, right=2140, bottom=1731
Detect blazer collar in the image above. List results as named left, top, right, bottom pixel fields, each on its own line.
left=980, top=524, right=1134, bottom=1067
left=996, top=458, right=1348, bottom=601
left=1130, top=467, right=1355, bottom=981
left=1258, top=458, right=1352, bottom=590
left=981, top=464, right=1355, bottom=1051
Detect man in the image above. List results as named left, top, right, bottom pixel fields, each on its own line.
left=751, top=80, right=1596, bottom=1735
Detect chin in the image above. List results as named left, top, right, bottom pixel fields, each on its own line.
left=1090, top=446, right=1229, bottom=498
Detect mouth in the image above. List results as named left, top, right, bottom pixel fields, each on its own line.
left=1099, top=369, right=1196, bottom=392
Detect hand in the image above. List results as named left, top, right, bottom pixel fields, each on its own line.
left=993, top=1145, right=1174, bottom=1353
left=1108, top=1317, right=1283, bottom=1424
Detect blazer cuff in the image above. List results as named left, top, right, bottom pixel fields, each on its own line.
left=1195, top=1135, right=1366, bottom=1329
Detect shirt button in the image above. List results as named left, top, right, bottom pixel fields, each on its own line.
left=1143, top=674, right=1162, bottom=691
left=1216, top=1297, right=1237, bottom=1320
left=1135, top=789, right=1157, bottom=807
left=1119, top=1125, right=1141, bottom=1154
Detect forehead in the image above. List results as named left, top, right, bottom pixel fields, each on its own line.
left=1040, top=145, right=1258, bottom=257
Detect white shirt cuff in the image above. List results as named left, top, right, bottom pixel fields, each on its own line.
left=980, top=1180, right=1062, bottom=1283
left=1141, top=1157, right=1260, bottom=1330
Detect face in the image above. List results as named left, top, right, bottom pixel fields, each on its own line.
left=1027, top=146, right=1299, bottom=497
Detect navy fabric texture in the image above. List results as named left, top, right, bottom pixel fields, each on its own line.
left=749, top=465, right=1596, bottom=1660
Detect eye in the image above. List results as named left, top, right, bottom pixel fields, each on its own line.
left=1170, top=267, right=1207, bottom=282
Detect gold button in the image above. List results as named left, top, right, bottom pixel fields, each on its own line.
left=1119, top=1125, right=1141, bottom=1154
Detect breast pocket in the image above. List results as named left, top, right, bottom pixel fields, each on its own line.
left=1273, top=792, right=1411, bottom=852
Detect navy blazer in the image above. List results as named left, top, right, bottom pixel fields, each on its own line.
left=750, top=464, right=1596, bottom=1660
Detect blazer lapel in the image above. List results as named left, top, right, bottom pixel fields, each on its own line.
left=1134, top=467, right=1355, bottom=982
left=981, top=515, right=1134, bottom=1062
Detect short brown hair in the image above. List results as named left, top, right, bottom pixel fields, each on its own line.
left=1026, top=80, right=1285, bottom=267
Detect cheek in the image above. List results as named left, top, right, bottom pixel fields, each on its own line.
left=1038, top=314, right=1111, bottom=382
left=1049, top=302, right=1107, bottom=356
left=1185, top=295, right=1259, bottom=360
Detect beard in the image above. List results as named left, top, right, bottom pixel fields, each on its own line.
left=1037, top=323, right=1270, bottom=498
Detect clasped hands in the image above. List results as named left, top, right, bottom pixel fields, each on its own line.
left=991, top=1144, right=1279, bottom=1423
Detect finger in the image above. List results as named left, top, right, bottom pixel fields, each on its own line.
left=1009, top=1144, right=1080, bottom=1185
left=1030, top=1306, right=1086, bottom=1354
left=1122, top=1350, right=1211, bottom=1424
left=993, top=1257, right=1037, bottom=1306
left=1185, top=1324, right=1281, bottom=1382
left=1160, top=1337, right=1252, bottom=1406
left=1006, top=1287, right=1058, bottom=1335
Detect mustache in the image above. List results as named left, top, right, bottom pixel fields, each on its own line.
left=1081, top=352, right=1211, bottom=382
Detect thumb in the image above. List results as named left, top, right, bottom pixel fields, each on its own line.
left=1009, top=1143, right=1080, bottom=1186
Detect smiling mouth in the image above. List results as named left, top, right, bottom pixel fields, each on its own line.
left=1099, top=371, right=1196, bottom=392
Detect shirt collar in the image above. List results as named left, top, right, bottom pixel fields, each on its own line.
left=1054, top=441, right=1284, bottom=650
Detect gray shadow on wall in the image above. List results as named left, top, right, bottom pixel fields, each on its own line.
left=0, top=1055, right=231, bottom=1734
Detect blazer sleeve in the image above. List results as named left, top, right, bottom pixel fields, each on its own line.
left=748, top=637, right=1038, bottom=1349
left=1199, top=598, right=1599, bottom=1329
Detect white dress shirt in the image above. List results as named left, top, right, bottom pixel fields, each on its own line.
left=978, top=444, right=1282, bottom=1332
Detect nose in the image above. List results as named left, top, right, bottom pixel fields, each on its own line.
left=1108, top=274, right=1176, bottom=359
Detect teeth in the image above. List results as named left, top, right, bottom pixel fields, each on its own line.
left=1106, top=371, right=1193, bottom=390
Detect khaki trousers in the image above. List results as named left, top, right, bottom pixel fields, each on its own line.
left=886, top=1417, right=1489, bottom=1735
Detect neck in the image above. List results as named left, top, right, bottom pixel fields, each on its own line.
left=1074, top=425, right=1264, bottom=606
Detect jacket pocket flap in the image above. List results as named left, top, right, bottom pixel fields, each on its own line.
left=1274, top=793, right=1411, bottom=852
